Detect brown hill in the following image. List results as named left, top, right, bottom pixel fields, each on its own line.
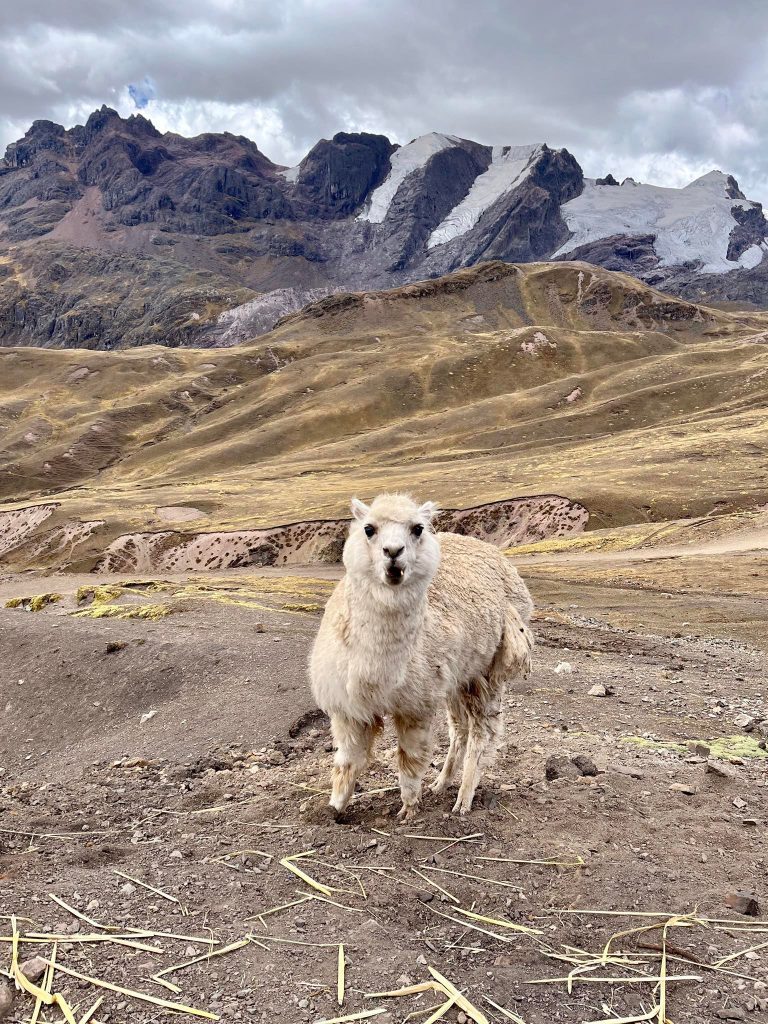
left=1, top=260, right=767, bottom=571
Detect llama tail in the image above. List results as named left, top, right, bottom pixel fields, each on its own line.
left=491, top=603, right=534, bottom=686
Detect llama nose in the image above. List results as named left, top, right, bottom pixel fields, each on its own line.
left=383, top=545, right=404, bottom=561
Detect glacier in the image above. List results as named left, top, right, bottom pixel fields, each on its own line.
left=554, top=170, right=765, bottom=274
left=428, top=143, right=543, bottom=248
left=358, top=132, right=460, bottom=224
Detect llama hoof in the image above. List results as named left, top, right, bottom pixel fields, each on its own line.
left=396, top=802, right=420, bottom=823
left=451, top=796, right=472, bottom=815
left=429, top=778, right=448, bottom=795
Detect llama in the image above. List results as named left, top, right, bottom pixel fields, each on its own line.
left=309, top=493, right=534, bottom=818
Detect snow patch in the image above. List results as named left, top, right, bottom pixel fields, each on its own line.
left=555, top=170, right=765, bottom=274
left=428, top=144, right=543, bottom=247
left=358, top=133, right=459, bottom=224
left=280, top=164, right=300, bottom=183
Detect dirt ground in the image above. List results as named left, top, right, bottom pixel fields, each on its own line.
left=0, top=537, right=767, bottom=1024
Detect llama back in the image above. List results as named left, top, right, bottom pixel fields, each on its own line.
left=434, top=532, right=533, bottom=623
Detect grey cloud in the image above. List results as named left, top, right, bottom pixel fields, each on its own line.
left=2, top=0, right=768, bottom=201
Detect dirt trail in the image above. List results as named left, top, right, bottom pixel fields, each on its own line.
left=518, top=523, right=768, bottom=566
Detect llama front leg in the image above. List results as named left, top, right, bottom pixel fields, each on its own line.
left=394, top=715, right=433, bottom=821
left=329, top=714, right=380, bottom=813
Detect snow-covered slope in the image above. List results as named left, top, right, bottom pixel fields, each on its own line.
left=428, top=143, right=544, bottom=248
left=555, top=171, right=766, bottom=274
left=358, top=132, right=460, bottom=223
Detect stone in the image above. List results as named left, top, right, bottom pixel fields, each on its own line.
left=0, top=982, right=12, bottom=1019
left=545, top=755, right=580, bottom=782
left=669, top=783, right=697, bottom=795
left=553, top=661, right=573, bottom=675
left=572, top=754, right=598, bottom=777
left=725, top=892, right=760, bottom=917
left=733, top=714, right=755, bottom=730
left=119, top=882, right=137, bottom=895
left=268, top=749, right=286, bottom=766
left=588, top=683, right=608, bottom=697
left=609, top=764, right=645, bottom=779
left=706, top=759, right=738, bottom=779
left=19, top=956, right=48, bottom=983
left=687, top=741, right=710, bottom=757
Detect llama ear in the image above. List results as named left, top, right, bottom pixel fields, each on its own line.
left=418, top=500, right=439, bottom=521
left=350, top=497, right=370, bottom=522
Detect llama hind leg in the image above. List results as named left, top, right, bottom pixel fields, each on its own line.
left=431, top=703, right=468, bottom=795
left=394, top=715, right=433, bottom=821
left=329, top=714, right=381, bottom=813
left=453, top=680, right=504, bottom=814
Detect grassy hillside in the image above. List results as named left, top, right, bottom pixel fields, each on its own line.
left=2, top=260, right=767, bottom=569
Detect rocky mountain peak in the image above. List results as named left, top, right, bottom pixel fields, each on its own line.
left=0, top=109, right=767, bottom=349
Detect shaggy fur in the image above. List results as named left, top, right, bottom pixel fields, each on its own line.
left=309, top=493, right=534, bottom=817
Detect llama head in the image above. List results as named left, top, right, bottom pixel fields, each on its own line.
left=343, top=493, right=441, bottom=596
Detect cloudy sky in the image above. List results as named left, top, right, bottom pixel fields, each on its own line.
left=4, top=1, right=768, bottom=200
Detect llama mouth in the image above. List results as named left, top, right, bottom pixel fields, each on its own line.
left=385, top=566, right=404, bottom=585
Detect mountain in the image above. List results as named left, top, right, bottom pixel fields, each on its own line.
left=1, top=107, right=768, bottom=348
left=2, top=260, right=768, bottom=573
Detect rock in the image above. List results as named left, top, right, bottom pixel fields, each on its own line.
left=669, top=783, right=697, bottom=795
left=715, top=1008, right=746, bottom=1020
left=19, top=956, right=48, bottom=983
left=267, top=749, right=286, bottom=766
left=0, top=982, right=12, bottom=1019
left=732, top=797, right=747, bottom=810
left=545, top=755, right=580, bottom=782
left=706, top=759, right=738, bottom=779
left=609, top=764, right=645, bottom=779
left=105, top=640, right=127, bottom=654
left=572, top=754, right=598, bottom=777
left=733, top=713, right=755, bottom=731
left=687, top=741, right=710, bottom=757
left=119, top=882, right=137, bottom=895
left=140, top=709, right=158, bottom=725
left=725, top=892, right=760, bottom=917
left=553, top=661, right=573, bottom=675
left=169, top=849, right=183, bottom=860
left=588, top=683, right=608, bottom=697
left=414, top=890, right=434, bottom=903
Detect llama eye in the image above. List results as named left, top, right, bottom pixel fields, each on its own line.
left=363, top=524, right=376, bottom=539
left=411, top=523, right=424, bottom=538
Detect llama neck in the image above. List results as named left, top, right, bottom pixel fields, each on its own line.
left=345, top=574, right=428, bottom=667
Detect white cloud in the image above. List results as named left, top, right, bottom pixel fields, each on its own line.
left=2, top=1, right=768, bottom=203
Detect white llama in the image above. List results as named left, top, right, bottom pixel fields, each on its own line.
left=309, top=493, right=534, bottom=818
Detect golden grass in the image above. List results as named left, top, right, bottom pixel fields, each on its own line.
left=70, top=603, right=172, bottom=620
left=3, top=261, right=768, bottom=572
